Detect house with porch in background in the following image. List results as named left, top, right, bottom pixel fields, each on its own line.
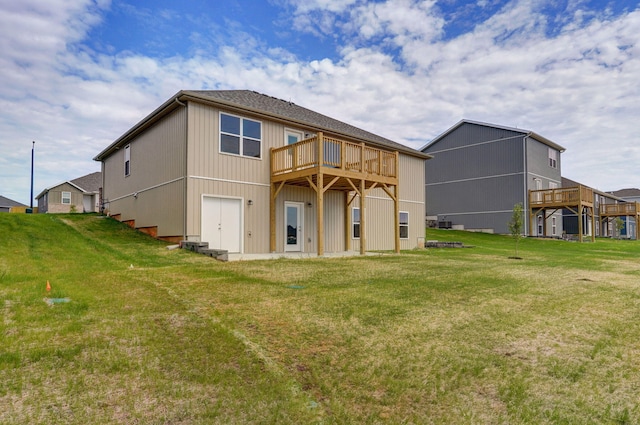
left=36, top=172, right=101, bottom=213
left=94, top=90, right=430, bottom=257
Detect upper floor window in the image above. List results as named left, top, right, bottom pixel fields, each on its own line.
left=62, top=191, right=71, bottom=205
left=548, top=148, right=558, bottom=169
left=124, top=144, right=131, bottom=176
left=220, top=113, right=262, bottom=158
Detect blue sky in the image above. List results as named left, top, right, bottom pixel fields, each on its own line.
left=1, top=0, right=639, bottom=205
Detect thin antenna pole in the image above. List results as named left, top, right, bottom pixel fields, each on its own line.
left=30, top=141, right=35, bottom=209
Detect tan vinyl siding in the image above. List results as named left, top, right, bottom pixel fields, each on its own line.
left=186, top=177, right=270, bottom=253
left=187, top=102, right=272, bottom=184
left=102, top=107, right=187, bottom=237
left=186, top=102, right=326, bottom=253
left=350, top=153, right=425, bottom=251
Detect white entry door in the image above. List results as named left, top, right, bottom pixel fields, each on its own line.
left=202, top=196, right=242, bottom=253
left=284, top=202, right=303, bottom=252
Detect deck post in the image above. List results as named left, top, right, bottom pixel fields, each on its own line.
left=394, top=184, right=400, bottom=254
left=270, top=182, right=276, bottom=252
left=360, top=178, right=366, bottom=255
left=591, top=207, right=595, bottom=242
left=345, top=191, right=351, bottom=251
left=317, top=132, right=324, bottom=256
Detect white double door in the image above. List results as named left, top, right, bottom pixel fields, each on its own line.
left=201, top=196, right=242, bottom=253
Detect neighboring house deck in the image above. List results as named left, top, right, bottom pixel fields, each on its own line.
left=530, top=179, right=639, bottom=241
left=529, top=185, right=595, bottom=242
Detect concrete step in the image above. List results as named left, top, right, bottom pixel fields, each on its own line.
left=180, top=241, right=209, bottom=253
left=200, top=249, right=229, bottom=262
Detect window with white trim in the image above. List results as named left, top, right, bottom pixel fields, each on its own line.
left=352, top=207, right=360, bottom=239
left=220, top=113, right=262, bottom=158
left=399, top=211, right=409, bottom=239
left=548, top=148, right=558, bottom=169
left=124, top=144, right=131, bottom=176
left=552, top=216, right=556, bottom=236
left=62, top=191, right=71, bottom=205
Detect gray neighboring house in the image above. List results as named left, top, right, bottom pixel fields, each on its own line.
left=36, top=172, right=102, bottom=213
left=0, top=195, right=26, bottom=213
left=609, top=188, right=640, bottom=203
left=421, top=119, right=565, bottom=236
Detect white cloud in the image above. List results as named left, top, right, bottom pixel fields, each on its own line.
left=1, top=0, right=640, bottom=205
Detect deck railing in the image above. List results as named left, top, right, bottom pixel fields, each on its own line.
left=601, top=202, right=640, bottom=215
left=271, top=133, right=397, bottom=178
left=529, top=186, right=593, bottom=206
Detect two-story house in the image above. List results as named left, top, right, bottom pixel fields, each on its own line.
left=94, top=90, right=430, bottom=256
left=421, top=120, right=565, bottom=236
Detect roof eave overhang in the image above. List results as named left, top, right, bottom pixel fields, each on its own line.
left=93, top=91, right=187, bottom=161
left=527, top=132, right=566, bottom=153
left=94, top=90, right=430, bottom=161
left=180, top=91, right=430, bottom=160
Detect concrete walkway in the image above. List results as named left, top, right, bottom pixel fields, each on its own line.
left=226, top=251, right=385, bottom=262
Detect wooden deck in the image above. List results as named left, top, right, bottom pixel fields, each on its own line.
left=600, top=202, right=640, bottom=217
left=529, top=186, right=593, bottom=209
left=271, top=134, right=398, bottom=187
left=529, top=185, right=595, bottom=242
left=600, top=202, right=640, bottom=240
left=270, top=132, right=400, bottom=256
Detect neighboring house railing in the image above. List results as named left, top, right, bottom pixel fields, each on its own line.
left=601, top=202, right=640, bottom=216
left=271, top=133, right=398, bottom=179
left=529, top=186, right=593, bottom=207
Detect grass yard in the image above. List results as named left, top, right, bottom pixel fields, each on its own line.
left=2, top=214, right=640, bottom=424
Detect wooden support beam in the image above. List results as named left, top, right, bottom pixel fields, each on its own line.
left=323, top=176, right=340, bottom=193
left=345, top=191, right=351, bottom=252
left=345, top=177, right=360, bottom=195
left=394, top=185, right=400, bottom=254
left=317, top=132, right=324, bottom=256
left=305, top=176, right=318, bottom=193
left=591, top=207, right=595, bottom=242
left=578, top=205, right=584, bottom=243
left=270, top=183, right=277, bottom=252
left=360, top=178, right=366, bottom=255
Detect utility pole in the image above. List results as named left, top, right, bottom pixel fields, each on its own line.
left=30, top=141, right=35, bottom=209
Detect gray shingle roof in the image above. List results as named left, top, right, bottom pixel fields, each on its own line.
left=95, top=90, right=430, bottom=161
left=183, top=90, right=428, bottom=157
left=70, top=172, right=102, bottom=193
left=0, top=195, right=25, bottom=208
left=609, top=188, right=640, bottom=198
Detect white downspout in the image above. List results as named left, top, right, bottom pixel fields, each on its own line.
left=523, top=135, right=528, bottom=236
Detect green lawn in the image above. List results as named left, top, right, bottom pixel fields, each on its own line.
left=2, top=214, right=640, bottom=424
